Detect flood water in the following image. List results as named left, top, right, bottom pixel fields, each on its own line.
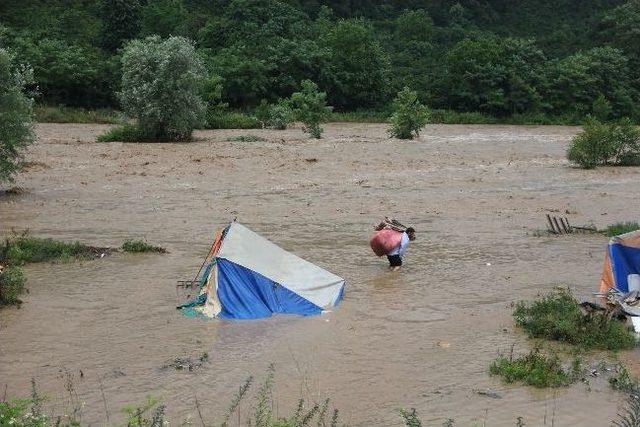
left=1, top=123, right=639, bottom=425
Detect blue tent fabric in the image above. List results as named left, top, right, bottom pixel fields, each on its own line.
left=609, top=243, right=640, bottom=293
left=216, top=258, right=322, bottom=319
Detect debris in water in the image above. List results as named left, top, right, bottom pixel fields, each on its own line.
left=475, top=388, right=502, bottom=399
left=162, top=352, right=209, bottom=372
left=437, top=341, right=451, bottom=348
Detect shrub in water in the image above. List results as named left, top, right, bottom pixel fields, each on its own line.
left=513, top=289, right=637, bottom=351
left=606, top=221, right=640, bottom=237
left=267, top=100, right=293, bottom=130
left=290, top=80, right=332, bottom=139
left=489, top=349, right=574, bottom=388
left=388, top=87, right=429, bottom=139
left=103, top=36, right=206, bottom=142
left=0, top=48, right=35, bottom=183
left=0, top=265, right=26, bottom=305
left=567, top=117, right=640, bottom=168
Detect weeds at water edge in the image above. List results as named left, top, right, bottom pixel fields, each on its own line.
left=489, top=349, right=579, bottom=388
left=513, top=288, right=637, bottom=351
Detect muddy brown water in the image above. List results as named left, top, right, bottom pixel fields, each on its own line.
left=1, top=123, right=639, bottom=425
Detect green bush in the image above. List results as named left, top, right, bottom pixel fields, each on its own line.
left=388, top=87, right=429, bottom=139
left=0, top=266, right=26, bottom=305
left=0, top=48, right=35, bottom=184
left=96, top=123, right=145, bottom=142
left=605, top=221, right=640, bottom=237
left=567, top=117, right=640, bottom=168
left=290, top=80, right=331, bottom=139
left=266, top=101, right=293, bottom=130
left=206, top=112, right=261, bottom=129
left=513, top=289, right=637, bottom=351
left=609, top=363, right=639, bottom=392
left=0, top=398, right=48, bottom=426
left=121, top=239, right=166, bottom=253
left=489, top=349, right=575, bottom=388
left=109, top=36, right=206, bottom=142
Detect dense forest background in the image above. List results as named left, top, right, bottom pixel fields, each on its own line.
left=1, top=0, right=639, bottom=121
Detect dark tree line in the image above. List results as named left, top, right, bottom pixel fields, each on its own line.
left=1, top=0, right=639, bottom=120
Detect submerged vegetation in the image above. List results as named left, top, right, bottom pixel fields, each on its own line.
left=489, top=349, right=578, bottom=388
left=121, top=239, right=166, bottom=254
left=605, top=222, right=640, bottom=237
left=513, top=289, right=637, bottom=351
left=0, top=232, right=165, bottom=306
left=0, top=232, right=104, bottom=265
left=0, top=265, right=25, bottom=306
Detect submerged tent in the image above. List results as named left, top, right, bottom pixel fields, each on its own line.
left=600, top=230, right=640, bottom=294
left=179, top=222, right=345, bottom=319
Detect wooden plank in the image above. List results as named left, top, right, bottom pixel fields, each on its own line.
left=552, top=216, right=563, bottom=234
left=546, top=214, right=557, bottom=233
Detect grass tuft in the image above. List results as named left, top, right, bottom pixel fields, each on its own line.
left=606, top=222, right=640, bottom=237
left=489, top=349, right=576, bottom=388
left=121, top=239, right=166, bottom=254
left=0, top=265, right=25, bottom=305
left=513, top=289, right=637, bottom=351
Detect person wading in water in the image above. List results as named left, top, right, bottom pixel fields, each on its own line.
left=370, top=218, right=416, bottom=271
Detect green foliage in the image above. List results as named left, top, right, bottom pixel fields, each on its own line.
left=266, top=100, right=294, bottom=130
left=567, top=118, right=640, bottom=168
left=513, top=289, right=637, bottom=351
left=606, top=222, right=640, bottom=237
left=34, top=105, right=123, bottom=124
left=122, top=396, right=165, bottom=427
left=121, top=239, right=166, bottom=253
left=609, top=363, right=640, bottom=393
left=442, top=37, right=545, bottom=116
left=400, top=408, right=422, bottom=427
left=388, top=87, right=429, bottom=139
left=205, top=112, right=261, bottom=130
left=318, top=18, right=390, bottom=110
left=0, top=398, right=48, bottom=427
left=100, top=0, right=141, bottom=52
left=0, top=48, right=34, bottom=183
left=0, top=232, right=100, bottom=265
left=140, top=0, right=188, bottom=38
left=593, top=94, right=613, bottom=122
left=96, top=123, right=145, bottom=142
left=0, top=265, right=26, bottom=305
left=3, top=0, right=640, bottom=123
left=328, top=110, right=390, bottom=123
left=115, top=36, right=206, bottom=141
left=613, top=394, right=640, bottom=427
left=544, top=47, right=638, bottom=119
left=489, top=349, right=575, bottom=388
left=290, top=80, right=331, bottom=138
